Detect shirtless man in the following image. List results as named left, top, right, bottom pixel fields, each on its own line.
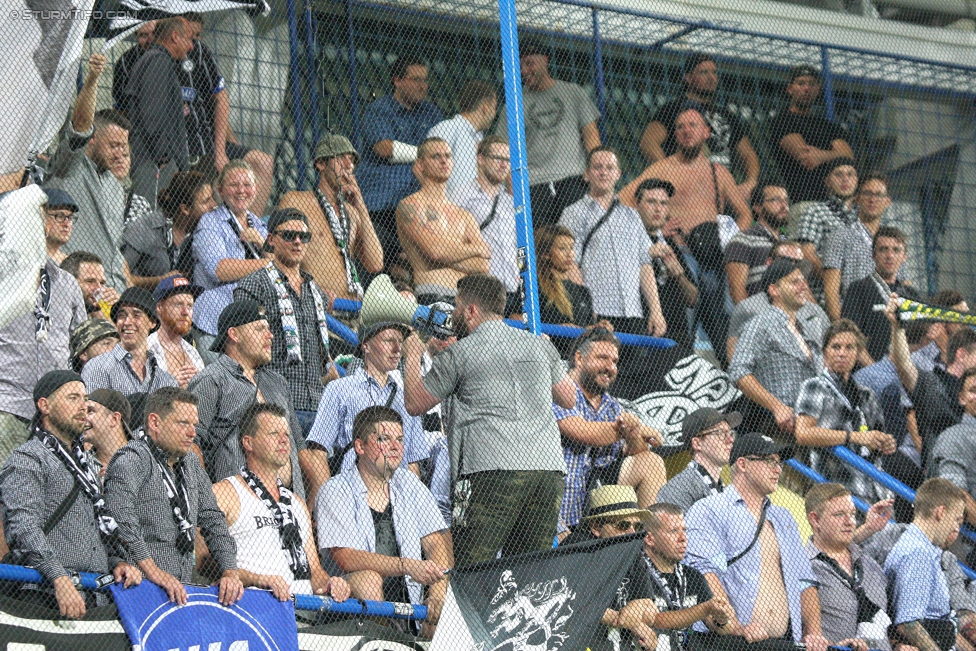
left=621, top=106, right=751, bottom=243
left=277, top=134, right=384, bottom=301
left=686, top=433, right=829, bottom=651
left=395, top=137, right=491, bottom=304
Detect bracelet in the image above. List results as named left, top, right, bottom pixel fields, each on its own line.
left=844, top=431, right=851, bottom=447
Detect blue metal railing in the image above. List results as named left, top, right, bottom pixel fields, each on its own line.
left=0, top=563, right=427, bottom=620
left=787, top=451, right=976, bottom=581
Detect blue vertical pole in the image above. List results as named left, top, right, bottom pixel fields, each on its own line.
left=498, top=0, right=542, bottom=335
left=287, top=0, right=307, bottom=189
left=820, top=46, right=835, bottom=122
left=346, top=0, right=361, bottom=150
left=592, top=7, right=607, bottom=143
left=303, top=0, right=321, bottom=148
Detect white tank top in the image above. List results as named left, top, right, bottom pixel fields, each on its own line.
left=227, top=475, right=314, bottom=595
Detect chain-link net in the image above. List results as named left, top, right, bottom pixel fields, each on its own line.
left=1, top=0, right=975, bottom=648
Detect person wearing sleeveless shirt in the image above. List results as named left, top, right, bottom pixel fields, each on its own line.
left=210, top=403, right=349, bottom=601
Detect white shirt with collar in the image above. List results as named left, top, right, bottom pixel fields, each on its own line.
left=428, top=114, right=483, bottom=197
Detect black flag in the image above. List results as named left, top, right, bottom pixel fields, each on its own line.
left=432, top=534, right=645, bottom=651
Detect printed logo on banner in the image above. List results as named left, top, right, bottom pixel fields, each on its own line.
left=111, top=582, right=299, bottom=651
left=479, top=570, right=576, bottom=651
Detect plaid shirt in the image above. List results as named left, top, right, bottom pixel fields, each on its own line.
left=80, top=343, right=178, bottom=396
left=553, top=383, right=624, bottom=526
left=795, top=197, right=858, bottom=253
left=795, top=370, right=884, bottom=432
left=821, top=221, right=876, bottom=297
left=729, top=305, right=823, bottom=408
left=234, top=265, right=329, bottom=412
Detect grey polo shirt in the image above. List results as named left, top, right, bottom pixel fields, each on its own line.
left=0, top=437, right=117, bottom=581
left=187, top=355, right=306, bottom=498
left=422, top=320, right=567, bottom=478
left=104, top=437, right=237, bottom=583
left=0, top=260, right=86, bottom=420
left=46, top=127, right=129, bottom=293
left=559, top=194, right=653, bottom=318
left=930, top=412, right=976, bottom=496
left=656, top=461, right=724, bottom=513
left=121, top=209, right=175, bottom=279
left=452, top=180, right=520, bottom=292
left=80, top=342, right=178, bottom=396
left=806, top=539, right=891, bottom=650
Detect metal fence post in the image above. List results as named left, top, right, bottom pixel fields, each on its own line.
left=287, top=0, right=307, bottom=189
left=303, top=0, right=321, bottom=148
left=498, top=0, right=542, bottom=335
left=821, top=45, right=836, bottom=122
left=592, top=6, right=608, bottom=143
left=346, top=0, right=361, bottom=150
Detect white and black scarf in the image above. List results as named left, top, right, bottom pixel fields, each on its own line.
left=313, top=187, right=362, bottom=298
left=33, top=423, right=120, bottom=548
left=240, top=465, right=310, bottom=580
left=264, top=262, right=330, bottom=365
left=145, top=438, right=195, bottom=556
left=34, top=265, right=52, bottom=342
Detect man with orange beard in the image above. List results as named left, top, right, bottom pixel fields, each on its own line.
left=148, top=275, right=205, bottom=388
left=395, top=137, right=490, bottom=305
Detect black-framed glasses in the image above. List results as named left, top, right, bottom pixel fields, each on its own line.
left=46, top=210, right=76, bottom=223
left=611, top=519, right=645, bottom=533
left=274, top=229, right=312, bottom=243
left=700, top=427, right=737, bottom=441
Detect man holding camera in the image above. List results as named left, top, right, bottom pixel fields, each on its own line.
left=403, top=273, right=577, bottom=567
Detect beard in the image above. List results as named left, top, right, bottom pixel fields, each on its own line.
left=578, top=368, right=609, bottom=396
left=452, top=314, right=470, bottom=339
left=49, top=411, right=86, bottom=439
left=679, top=143, right=703, bottom=159
left=161, top=312, right=193, bottom=337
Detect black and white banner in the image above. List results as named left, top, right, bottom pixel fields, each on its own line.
left=431, top=534, right=645, bottom=651
left=100, top=0, right=271, bottom=51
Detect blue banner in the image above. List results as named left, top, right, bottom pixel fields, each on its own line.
left=110, top=582, right=299, bottom=651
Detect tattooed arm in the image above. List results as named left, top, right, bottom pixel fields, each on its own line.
left=896, top=621, right=942, bottom=651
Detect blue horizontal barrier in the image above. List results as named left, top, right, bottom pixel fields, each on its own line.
left=327, top=314, right=359, bottom=348
left=0, top=563, right=427, bottom=619
left=330, top=298, right=676, bottom=349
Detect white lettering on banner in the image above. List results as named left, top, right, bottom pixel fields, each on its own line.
left=8, top=644, right=47, bottom=651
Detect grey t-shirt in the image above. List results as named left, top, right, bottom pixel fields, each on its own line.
left=728, top=292, right=830, bottom=342
left=656, top=462, right=723, bottom=513
left=496, top=80, right=600, bottom=186
left=423, top=320, right=568, bottom=477
left=930, top=413, right=976, bottom=496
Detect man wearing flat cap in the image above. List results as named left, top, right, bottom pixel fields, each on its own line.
left=686, top=433, right=830, bottom=651
left=277, top=133, right=383, bottom=302
left=0, top=370, right=142, bottom=619
left=187, top=300, right=309, bottom=502
left=658, top=408, right=742, bottom=513
left=81, top=287, right=178, bottom=395
left=235, top=208, right=338, bottom=435
left=42, top=188, right=80, bottom=264
left=730, top=258, right=821, bottom=438
left=70, top=318, right=120, bottom=373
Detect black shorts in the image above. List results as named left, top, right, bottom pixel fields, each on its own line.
left=587, top=455, right=624, bottom=491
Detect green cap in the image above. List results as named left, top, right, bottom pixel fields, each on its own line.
left=314, top=134, right=359, bottom=165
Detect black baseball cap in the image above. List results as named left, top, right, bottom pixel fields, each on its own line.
left=681, top=407, right=742, bottom=448
left=211, top=300, right=268, bottom=352
left=729, top=433, right=793, bottom=465
left=789, top=64, right=821, bottom=83
left=111, top=287, right=159, bottom=329
left=267, top=207, right=308, bottom=233
left=820, top=156, right=857, bottom=179
left=761, top=257, right=812, bottom=294
left=87, top=389, right=133, bottom=433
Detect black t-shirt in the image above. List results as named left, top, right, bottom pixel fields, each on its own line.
left=768, top=110, right=848, bottom=203
left=113, top=44, right=145, bottom=115
left=177, top=41, right=225, bottom=159
left=647, top=234, right=696, bottom=350
left=909, top=368, right=963, bottom=467
left=647, top=561, right=714, bottom=649
left=841, top=276, right=921, bottom=363
left=371, top=504, right=410, bottom=604
left=540, top=279, right=596, bottom=358
left=588, top=553, right=654, bottom=651
left=653, top=98, right=745, bottom=169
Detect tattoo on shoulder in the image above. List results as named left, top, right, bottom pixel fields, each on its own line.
left=397, top=203, right=418, bottom=224
left=424, top=207, right=441, bottom=223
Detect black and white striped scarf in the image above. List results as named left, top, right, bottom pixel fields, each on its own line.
left=33, top=423, right=120, bottom=548
left=144, top=438, right=195, bottom=556
left=240, top=465, right=310, bottom=580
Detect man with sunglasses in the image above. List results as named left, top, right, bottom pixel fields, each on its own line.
left=658, top=408, right=741, bottom=513
left=685, top=433, right=829, bottom=651
left=235, top=208, right=339, bottom=439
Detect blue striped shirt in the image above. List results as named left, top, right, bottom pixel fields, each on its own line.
left=884, top=523, right=951, bottom=625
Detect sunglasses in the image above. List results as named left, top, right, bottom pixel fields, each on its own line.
left=611, top=519, right=645, bottom=532
left=274, top=229, right=312, bottom=243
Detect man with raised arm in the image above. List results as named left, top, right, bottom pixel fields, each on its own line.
left=396, top=137, right=491, bottom=305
